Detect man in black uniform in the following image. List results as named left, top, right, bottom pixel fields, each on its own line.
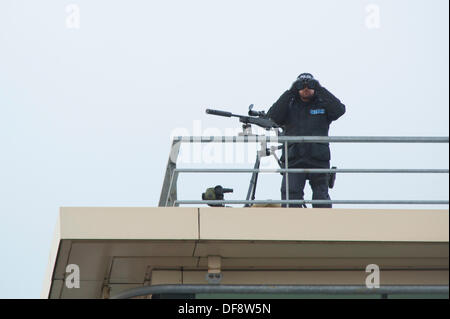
left=267, top=73, right=346, bottom=208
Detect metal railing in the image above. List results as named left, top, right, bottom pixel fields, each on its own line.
left=111, top=284, right=449, bottom=299
left=158, top=136, right=449, bottom=207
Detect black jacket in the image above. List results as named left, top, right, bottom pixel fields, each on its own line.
left=267, top=86, right=346, bottom=168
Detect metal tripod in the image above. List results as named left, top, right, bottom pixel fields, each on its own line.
left=243, top=130, right=283, bottom=207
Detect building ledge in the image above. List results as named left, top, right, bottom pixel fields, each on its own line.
left=42, top=207, right=449, bottom=298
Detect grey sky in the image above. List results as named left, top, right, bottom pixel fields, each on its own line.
left=0, top=0, right=448, bottom=298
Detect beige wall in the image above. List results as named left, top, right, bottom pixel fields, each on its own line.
left=43, top=207, right=449, bottom=298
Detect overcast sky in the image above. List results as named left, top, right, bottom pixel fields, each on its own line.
left=0, top=0, right=448, bottom=298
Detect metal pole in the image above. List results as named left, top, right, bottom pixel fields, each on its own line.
left=284, top=141, right=289, bottom=208
left=111, top=284, right=449, bottom=299
left=165, top=170, right=178, bottom=207
left=175, top=199, right=449, bottom=205
left=245, top=153, right=261, bottom=207
left=172, top=136, right=449, bottom=143
left=174, top=168, right=449, bottom=174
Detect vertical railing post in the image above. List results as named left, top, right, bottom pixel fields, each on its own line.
left=284, top=141, right=289, bottom=208
left=159, top=140, right=181, bottom=207
left=165, top=170, right=179, bottom=207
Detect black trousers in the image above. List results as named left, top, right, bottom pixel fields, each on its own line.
left=281, top=169, right=331, bottom=208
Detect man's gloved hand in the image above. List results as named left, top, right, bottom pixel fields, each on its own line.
left=278, top=88, right=296, bottom=102
left=313, top=85, right=326, bottom=101
left=289, top=81, right=297, bottom=93
left=315, top=85, right=338, bottom=104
